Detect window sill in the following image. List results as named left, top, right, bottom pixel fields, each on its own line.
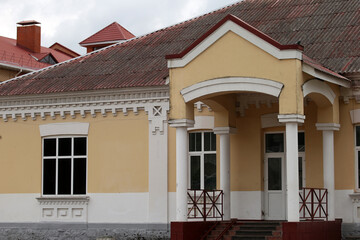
left=37, top=196, right=89, bottom=205
left=349, top=192, right=360, bottom=203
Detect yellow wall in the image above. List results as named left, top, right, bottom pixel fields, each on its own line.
left=0, top=111, right=149, bottom=194
left=0, top=68, right=17, bottom=82
left=169, top=31, right=304, bottom=120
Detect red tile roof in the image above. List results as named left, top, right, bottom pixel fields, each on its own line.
left=79, top=22, right=135, bottom=45
left=0, top=36, right=73, bottom=71
left=0, top=0, right=358, bottom=96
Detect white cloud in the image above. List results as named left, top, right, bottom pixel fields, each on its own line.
left=0, top=0, right=238, bottom=55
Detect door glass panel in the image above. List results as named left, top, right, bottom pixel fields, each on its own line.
left=266, top=134, right=284, bottom=153
left=357, top=126, right=360, bottom=146
left=299, top=157, right=303, bottom=189
left=268, top=158, right=282, bottom=190
left=298, top=132, right=305, bottom=152
left=190, top=156, right=201, bottom=190
left=204, top=132, right=216, bottom=151
left=204, top=154, right=216, bottom=190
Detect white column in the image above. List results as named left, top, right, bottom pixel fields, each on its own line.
left=316, top=123, right=340, bottom=221
left=169, top=119, right=194, bottom=222
left=214, top=127, right=236, bottom=221
left=278, top=114, right=305, bottom=222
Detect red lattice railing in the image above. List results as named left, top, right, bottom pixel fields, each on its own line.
left=187, top=189, right=223, bottom=221
left=299, top=188, right=328, bottom=221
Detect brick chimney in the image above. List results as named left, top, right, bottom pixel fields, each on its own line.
left=16, top=20, right=41, bottom=53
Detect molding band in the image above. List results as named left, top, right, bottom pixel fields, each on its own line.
left=168, top=119, right=195, bottom=128
left=316, top=123, right=340, bottom=131
left=39, top=122, right=89, bottom=136
left=278, top=114, right=305, bottom=123
left=302, top=79, right=336, bottom=104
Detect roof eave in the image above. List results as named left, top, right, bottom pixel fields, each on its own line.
left=302, top=63, right=350, bottom=88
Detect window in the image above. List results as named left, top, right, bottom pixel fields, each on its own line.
left=355, top=126, right=360, bottom=189
left=189, top=132, right=216, bottom=190
left=43, top=137, right=87, bottom=195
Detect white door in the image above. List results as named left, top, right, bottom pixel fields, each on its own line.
left=265, top=154, right=286, bottom=220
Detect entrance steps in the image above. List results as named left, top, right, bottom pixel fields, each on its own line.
left=205, top=220, right=282, bottom=240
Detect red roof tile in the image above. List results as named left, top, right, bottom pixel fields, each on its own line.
left=0, top=36, right=73, bottom=70
left=79, top=22, right=135, bottom=45
left=0, top=0, right=358, bottom=96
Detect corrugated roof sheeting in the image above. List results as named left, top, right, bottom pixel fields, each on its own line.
left=0, top=0, right=358, bottom=96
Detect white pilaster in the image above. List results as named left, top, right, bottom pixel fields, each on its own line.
left=147, top=103, right=169, bottom=223
left=214, top=127, right=236, bottom=220
left=169, top=119, right=194, bottom=221
left=278, top=114, right=305, bottom=222
left=316, top=123, right=340, bottom=221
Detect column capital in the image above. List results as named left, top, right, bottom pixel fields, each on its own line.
left=168, top=119, right=194, bottom=128
left=213, top=127, right=237, bottom=135
left=316, top=123, right=340, bottom=131
left=278, top=114, right=305, bottom=123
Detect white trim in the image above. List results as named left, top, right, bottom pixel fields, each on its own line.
left=168, top=20, right=302, bottom=68
left=168, top=119, right=195, bottom=128
left=39, top=123, right=89, bottom=136
left=302, top=63, right=350, bottom=88
left=278, top=114, right=305, bottom=124
left=0, top=62, right=35, bottom=73
left=302, top=79, right=336, bottom=104
left=315, top=123, right=340, bottom=131
left=181, top=77, right=283, bottom=103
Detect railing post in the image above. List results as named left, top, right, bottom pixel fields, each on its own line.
left=203, top=190, right=207, bottom=221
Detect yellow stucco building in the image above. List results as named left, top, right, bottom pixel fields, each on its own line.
left=0, top=0, right=359, bottom=239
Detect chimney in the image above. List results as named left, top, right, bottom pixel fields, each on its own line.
left=16, top=20, right=41, bottom=53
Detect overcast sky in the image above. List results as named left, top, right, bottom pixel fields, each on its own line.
left=1, top=0, right=238, bottom=55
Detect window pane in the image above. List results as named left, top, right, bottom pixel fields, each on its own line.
left=204, top=154, right=216, bottom=190
left=189, top=133, right=195, bottom=152
left=43, top=159, right=56, bottom=194
left=358, top=153, right=360, bottom=188
left=58, top=158, right=71, bottom=194
left=268, top=158, right=282, bottom=190
left=73, top=158, right=86, bottom=194
left=190, top=156, right=200, bottom=190
left=266, top=133, right=284, bottom=153
left=204, top=132, right=211, bottom=151
left=299, top=157, right=303, bottom=189
left=59, top=138, right=72, bottom=156
left=204, top=132, right=216, bottom=151
left=44, top=138, right=56, bottom=156
left=74, top=137, right=87, bottom=156
left=195, top=133, right=201, bottom=151
left=357, top=126, right=360, bottom=146
left=298, top=132, right=305, bottom=152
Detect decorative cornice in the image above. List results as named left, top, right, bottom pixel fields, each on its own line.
left=316, top=123, right=340, bottom=131
left=0, top=86, right=169, bottom=122
left=278, top=114, right=305, bottom=123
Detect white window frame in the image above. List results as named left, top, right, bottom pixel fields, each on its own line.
left=42, top=136, right=88, bottom=196
left=355, top=126, right=360, bottom=191
left=188, top=131, right=216, bottom=190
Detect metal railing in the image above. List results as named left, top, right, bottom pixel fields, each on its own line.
left=299, top=187, right=328, bottom=221
left=187, top=189, right=223, bottom=221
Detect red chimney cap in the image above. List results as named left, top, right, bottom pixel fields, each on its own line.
left=17, top=20, right=41, bottom=26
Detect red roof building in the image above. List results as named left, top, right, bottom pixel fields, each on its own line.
left=79, top=22, right=135, bottom=53
left=0, top=20, right=77, bottom=82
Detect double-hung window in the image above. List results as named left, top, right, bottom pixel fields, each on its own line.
left=189, top=132, right=216, bottom=190
left=42, top=137, right=87, bottom=195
